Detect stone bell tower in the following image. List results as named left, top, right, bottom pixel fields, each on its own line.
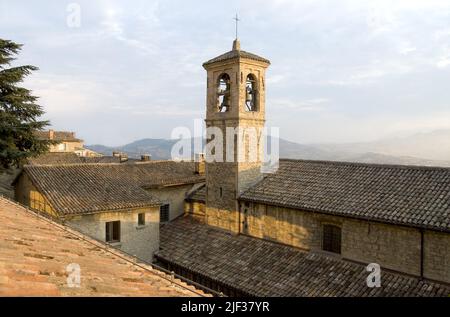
left=203, top=39, right=270, bottom=233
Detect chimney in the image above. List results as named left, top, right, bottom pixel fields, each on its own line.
left=141, top=154, right=151, bottom=162
left=112, top=151, right=128, bottom=162
left=195, top=153, right=205, bottom=175
left=49, top=129, right=54, bottom=140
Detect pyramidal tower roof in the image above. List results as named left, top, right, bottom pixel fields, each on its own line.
left=203, top=39, right=270, bottom=68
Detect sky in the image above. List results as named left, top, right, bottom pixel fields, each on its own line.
left=1, top=0, right=450, bottom=146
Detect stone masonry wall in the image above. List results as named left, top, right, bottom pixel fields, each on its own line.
left=145, top=184, right=195, bottom=222
left=67, top=206, right=160, bottom=263
left=240, top=201, right=449, bottom=283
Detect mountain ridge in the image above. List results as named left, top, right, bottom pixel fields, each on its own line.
left=86, top=130, right=450, bottom=167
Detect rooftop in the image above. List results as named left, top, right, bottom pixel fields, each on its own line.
left=156, top=216, right=450, bottom=297
left=203, top=39, right=270, bottom=67
left=185, top=183, right=206, bottom=202
left=22, top=161, right=205, bottom=215
left=240, top=159, right=450, bottom=233
left=0, top=197, right=206, bottom=297
left=35, top=130, right=82, bottom=143
left=27, top=153, right=82, bottom=165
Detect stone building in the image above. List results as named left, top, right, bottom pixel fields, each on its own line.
left=12, top=39, right=449, bottom=297
left=13, top=161, right=204, bottom=262
left=155, top=39, right=450, bottom=296
left=35, top=129, right=101, bottom=157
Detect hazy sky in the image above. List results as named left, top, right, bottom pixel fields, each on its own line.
left=2, top=0, right=450, bottom=146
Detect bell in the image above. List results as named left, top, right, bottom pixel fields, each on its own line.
left=222, top=95, right=230, bottom=108
left=246, top=91, right=253, bottom=102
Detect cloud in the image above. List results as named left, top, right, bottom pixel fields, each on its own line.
left=271, top=98, right=329, bottom=112
left=3, top=0, right=450, bottom=145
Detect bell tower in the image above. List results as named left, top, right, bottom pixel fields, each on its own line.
left=203, top=39, right=270, bottom=232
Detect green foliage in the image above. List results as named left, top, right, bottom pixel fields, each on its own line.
left=0, top=39, right=55, bottom=169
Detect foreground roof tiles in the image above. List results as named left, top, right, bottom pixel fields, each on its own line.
left=240, top=159, right=450, bottom=233
left=24, top=161, right=204, bottom=215
left=0, top=197, right=206, bottom=297
left=156, top=216, right=450, bottom=297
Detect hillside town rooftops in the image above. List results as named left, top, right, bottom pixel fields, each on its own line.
left=240, top=159, right=450, bottom=233
left=0, top=197, right=206, bottom=297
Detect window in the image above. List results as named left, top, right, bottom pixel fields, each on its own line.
left=217, top=73, right=231, bottom=112
left=219, top=187, right=223, bottom=198
left=105, top=221, right=120, bottom=243
left=322, top=224, right=341, bottom=254
left=160, top=204, right=170, bottom=223
left=245, top=74, right=258, bottom=112
left=138, top=213, right=145, bottom=226
left=57, top=143, right=66, bottom=151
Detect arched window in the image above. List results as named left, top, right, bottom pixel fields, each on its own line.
left=217, top=73, right=231, bottom=112
left=245, top=74, right=258, bottom=112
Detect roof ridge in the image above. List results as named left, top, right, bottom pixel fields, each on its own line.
left=24, top=160, right=179, bottom=168
left=279, top=158, right=450, bottom=171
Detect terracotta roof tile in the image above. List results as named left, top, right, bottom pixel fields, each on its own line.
left=240, top=159, right=450, bottom=233
left=0, top=197, right=207, bottom=297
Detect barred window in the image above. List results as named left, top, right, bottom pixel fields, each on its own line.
left=322, top=224, right=341, bottom=254
left=160, top=204, right=170, bottom=223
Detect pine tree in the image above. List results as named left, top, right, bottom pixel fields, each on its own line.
left=0, top=38, right=54, bottom=169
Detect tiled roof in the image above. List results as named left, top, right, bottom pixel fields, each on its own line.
left=81, top=156, right=131, bottom=164
left=156, top=216, right=450, bottom=297
left=26, top=153, right=139, bottom=165
left=0, top=197, right=206, bottom=297
left=35, top=130, right=82, bottom=142
left=240, top=159, right=450, bottom=233
left=203, top=49, right=270, bottom=67
left=27, top=153, right=82, bottom=165
left=186, top=183, right=206, bottom=202
left=23, top=161, right=204, bottom=215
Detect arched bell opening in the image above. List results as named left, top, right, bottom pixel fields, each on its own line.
left=217, top=73, right=231, bottom=112
left=245, top=74, right=258, bottom=112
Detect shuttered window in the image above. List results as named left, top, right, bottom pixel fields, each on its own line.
left=322, top=224, right=341, bottom=254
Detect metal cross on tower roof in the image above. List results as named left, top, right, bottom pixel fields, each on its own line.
left=233, top=13, right=240, bottom=39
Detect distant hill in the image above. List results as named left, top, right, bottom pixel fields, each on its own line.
left=88, top=139, right=179, bottom=161
left=314, top=129, right=450, bottom=162
left=87, top=131, right=450, bottom=167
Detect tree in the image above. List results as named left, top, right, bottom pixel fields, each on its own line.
left=0, top=38, right=54, bottom=169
